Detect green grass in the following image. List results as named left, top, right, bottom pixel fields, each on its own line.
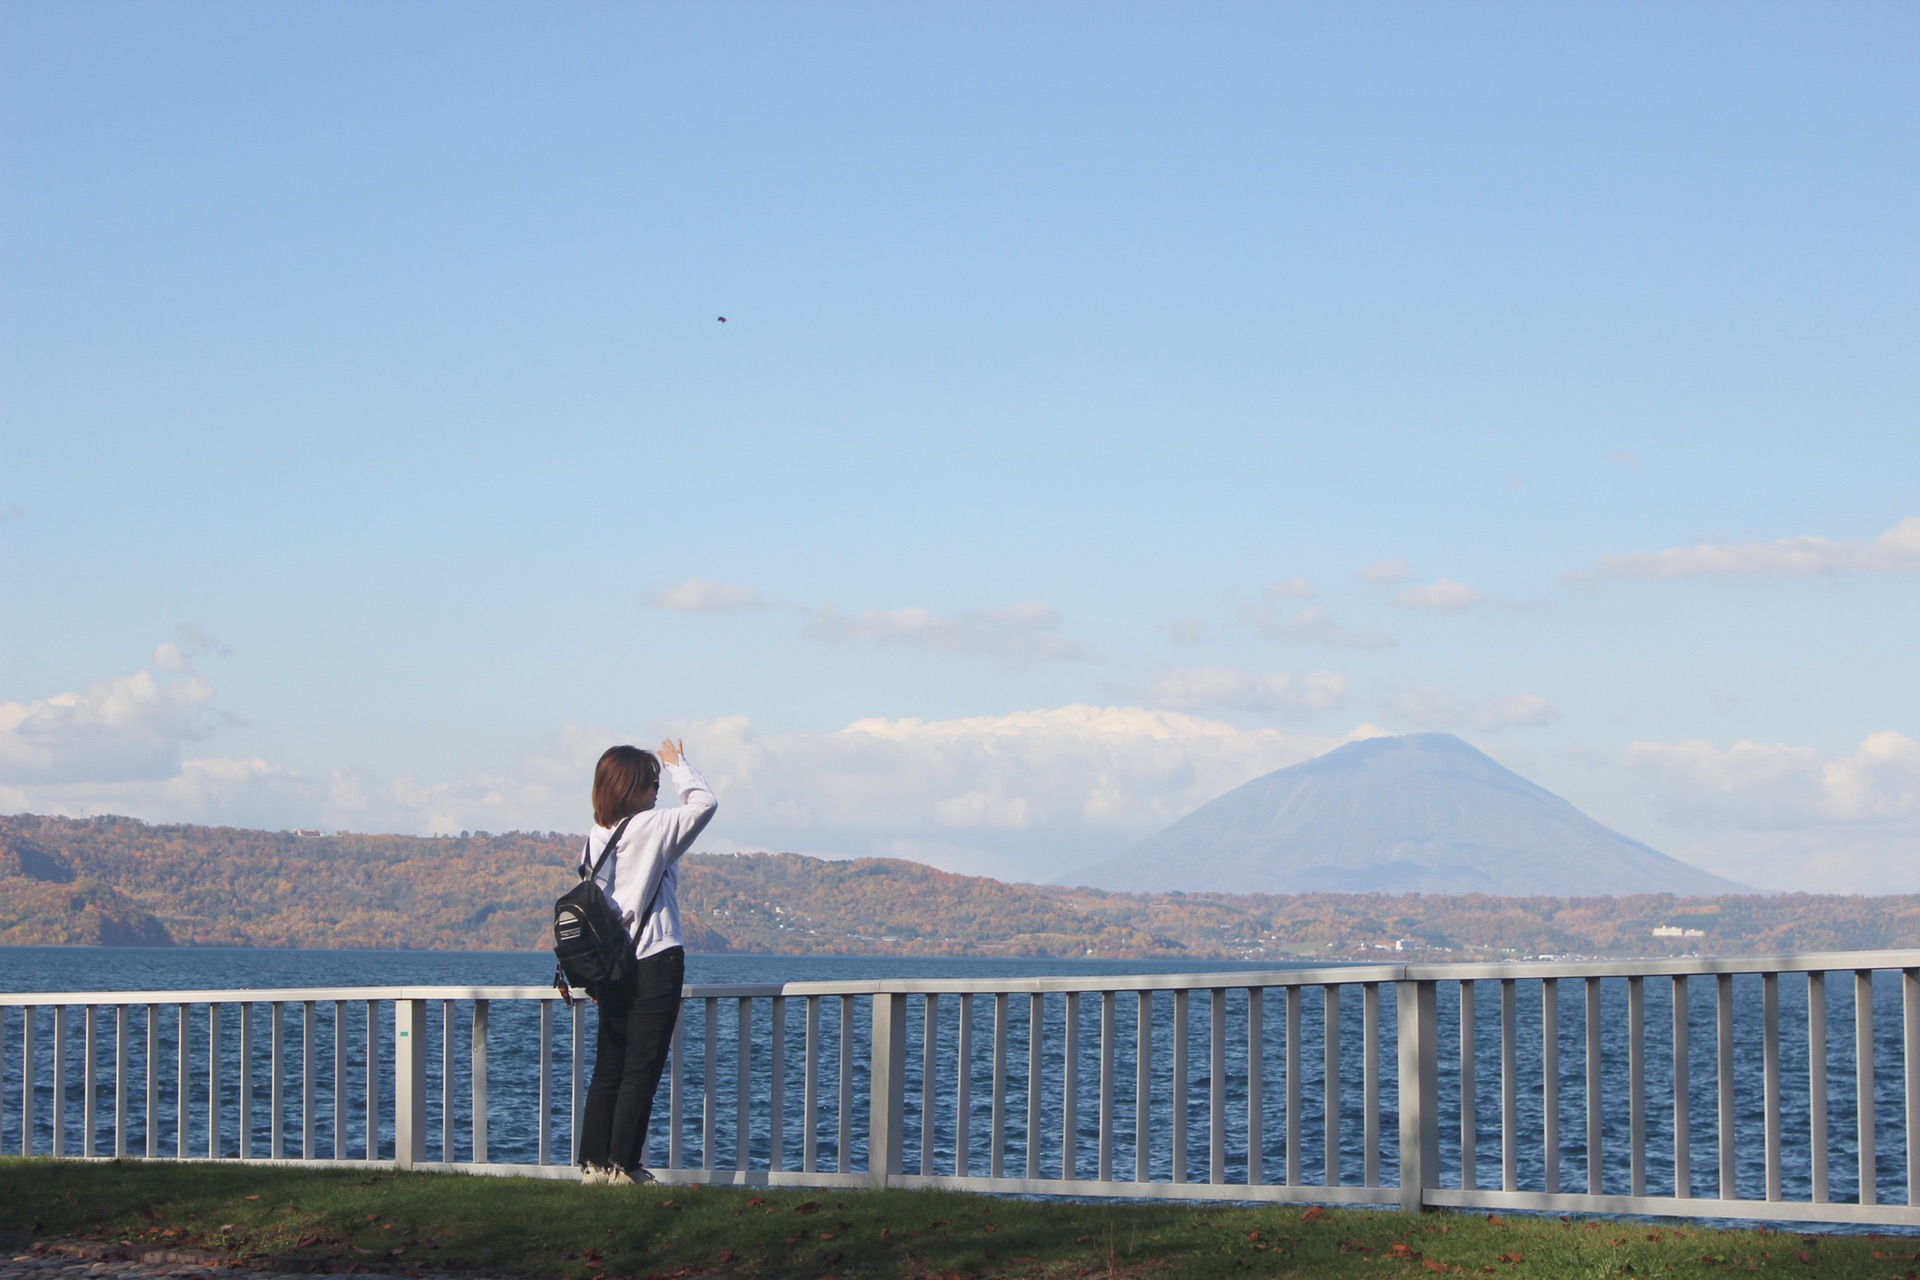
left=1, top=1158, right=1911, bottom=1279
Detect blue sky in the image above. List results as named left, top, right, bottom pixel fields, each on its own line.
left=3, top=2, right=1916, bottom=891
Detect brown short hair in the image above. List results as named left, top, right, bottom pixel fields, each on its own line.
left=592, top=745, right=660, bottom=828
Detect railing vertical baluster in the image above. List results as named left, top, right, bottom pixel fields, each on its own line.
left=441, top=999, right=454, bottom=1163
left=1629, top=976, right=1645, bottom=1198
left=919, top=994, right=937, bottom=1178
left=1397, top=980, right=1439, bottom=1215
left=665, top=1007, right=681, bottom=1172
left=801, top=996, right=818, bottom=1173
left=177, top=1005, right=189, bottom=1159
left=838, top=996, right=854, bottom=1174
left=870, top=993, right=907, bottom=1188
left=1717, top=974, right=1735, bottom=1199
left=1208, top=989, right=1226, bottom=1185
left=572, top=1000, right=587, bottom=1169
left=1763, top=972, right=1782, bottom=1201
left=394, top=1000, right=426, bottom=1169
left=364, top=1000, right=377, bottom=1161
left=990, top=992, right=1008, bottom=1179
left=736, top=997, right=751, bottom=1170
left=1363, top=982, right=1380, bottom=1189
left=1542, top=979, right=1559, bottom=1195
left=472, top=1000, right=488, bottom=1165
left=1857, top=970, right=1876, bottom=1206
left=1501, top=978, right=1518, bottom=1191
left=209, top=1004, right=222, bottom=1159
left=1099, top=991, right=1115, bottom=1183
left=333, top=1001, right=347, bottom=1162
left=1673, top=975, right=1690, bottom=1198
left=146, top=1005, right=159, bottom=1160
left=1809, top=972, right=1828, bottom=1204
left=239, top=1003, right=252, bottom=1158
left=1135, top=990, right=1151, bottom=1183
left=536, top=999, right=552, bottom=1166
left=1246, top=988, right=1264, bottom=1187
left=53, top=1006, right=67, bottom=1158
left=1324, top=984, right=1341, bottom=1187
left=271, top=1002, right=285, bottom=1160
left=668, top=1005, right=683, bottom=1174
left=23, top=1007, right=37, bottom=1157
left=955, top=994, right=972, bottom=1177
left=1172, top=988, right=1189, bottom=1184
left=1026, top=992, right=1043, bottom=1180
left=114, top=1005, right=128, bottom=1159
left=302, top=1002, right=315, bottom=1160
left=1285, top=986, right=1301, bottom=1186
left=773, top=995, right=788, bottom=1174
left=703, top=997, right=719, bottom=1170
left=1905, top=968, right=1920, bottom=1206
left=83, top=1005, right=97, bottom=1158
left=1584, top=979, right=1601, bottom=1195
left=1063, top=990, right=1080, bottom=1181
left=1460, top=980, right=1476, bottom=1192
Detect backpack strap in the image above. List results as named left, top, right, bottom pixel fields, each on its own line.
left=579, top=815, right=636, bottom=882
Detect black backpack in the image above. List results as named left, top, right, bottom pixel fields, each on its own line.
left=552, top=816, right=653, bottom=1002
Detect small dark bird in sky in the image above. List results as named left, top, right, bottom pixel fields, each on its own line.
left=717, top=316, right=727, bottom=323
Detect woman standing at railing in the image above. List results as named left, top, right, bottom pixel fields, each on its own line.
left=576, top=738, right=717, bottom=1186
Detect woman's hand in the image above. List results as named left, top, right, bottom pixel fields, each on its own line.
left=658, top=738, right=685, bottom=766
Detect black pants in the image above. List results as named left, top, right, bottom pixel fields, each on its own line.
left=579, top=945, right=684, bottom=1172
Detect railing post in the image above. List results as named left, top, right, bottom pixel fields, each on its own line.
left=869, top=992, right=907, bottom=1188
left=394, top=999, right=426, bottom=1168
left=1397, top=978, right=1438, bottom=1214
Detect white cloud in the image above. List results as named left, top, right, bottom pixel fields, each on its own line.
left=1358, top=558, right=1414, bottom=586
left=806, top=602, right=1091, bottom=668
left=1625, top=731, right=1920, bottom=829
left=0, top=648, right=216, bottom=784
left=1242, top=603, right=1395, bottom=650
left=1624, top=731, right=1920, bottom=892
left=1384, top=687, right=1563, bottom=731
left=1393, top=578, right=1484, bottom=613
left=1263, top=576, right=1314, bottom=600
left=1141, top=666, right=1350, bottom=719
left=649, top=578, right=767, bottom=612
left=1583, top=515, right=1920, bottom=581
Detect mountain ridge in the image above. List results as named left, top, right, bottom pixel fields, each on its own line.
left=1071, top=732, right=1747, bottom=896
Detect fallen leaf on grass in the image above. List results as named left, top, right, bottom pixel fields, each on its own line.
left=1337, top=1240, right=1374, bottom=1254
left=819, top=1233, right=836, bottom=1242
left=794, top=1201, right=821, bottom=1215
left=1303, top=1207, right=1325, bottom=1225
left=1486, top=1214, right=1504, bottom=1224
left=1796, top=1251, right=1812, bottom=1264
left=1423, top=1260, right=1451, bottom=1274
left=244, top=1196, right=260, bottom=1202
left=718, top=1250, right=736, bottom=1264
left=1498, top=1253, right=1522, bottom=1264
left=745, top=1198, right=764, bottom=1207
left=1388, top=1243, right=1420, bottom=1258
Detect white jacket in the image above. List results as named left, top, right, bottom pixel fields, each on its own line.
left=580, top=759, right=716, bottom=960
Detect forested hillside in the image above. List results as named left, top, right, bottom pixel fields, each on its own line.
left=4, top=812, right=1917, bottom=959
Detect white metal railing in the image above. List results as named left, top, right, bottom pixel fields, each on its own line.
left=6, top=952, right=1920, bottom=1226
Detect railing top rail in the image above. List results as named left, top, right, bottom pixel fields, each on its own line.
left=6, top=948, right=1920, bottom=1006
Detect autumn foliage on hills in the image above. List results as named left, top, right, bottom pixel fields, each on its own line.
left=3, top=812, right=1917, bottom=959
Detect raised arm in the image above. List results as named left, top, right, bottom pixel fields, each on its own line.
left=654, top=738, right=717, bottom=856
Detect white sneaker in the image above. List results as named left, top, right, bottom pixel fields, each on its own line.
left=606, top=1166, right=657, bottom=1187
left=580, top=1164, right=611, bottom=1185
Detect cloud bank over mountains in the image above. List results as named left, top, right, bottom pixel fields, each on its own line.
left=5, top=641, right=1918, bottom=891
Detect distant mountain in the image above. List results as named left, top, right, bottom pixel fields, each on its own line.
left=1068, top=732, right=1748, bottom=896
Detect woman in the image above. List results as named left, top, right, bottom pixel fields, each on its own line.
left=576, top=738, right=716, bottom=1185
